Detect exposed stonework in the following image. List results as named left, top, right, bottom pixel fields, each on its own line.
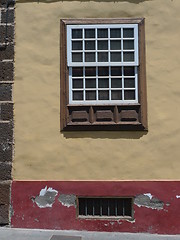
left=134, top=193, right=164, bottom=210
left=32, top=186, right=58, bottom=208
left=58, top=194, right=76, bottom=208
left=0, top=0, right=15, bottom=225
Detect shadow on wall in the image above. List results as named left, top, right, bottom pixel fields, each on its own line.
left=17, top=0, right=152, bottom=3
left=62, top=131, right=148, bottom=139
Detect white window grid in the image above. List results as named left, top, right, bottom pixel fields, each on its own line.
left=67, top=24, right=139, bottom=105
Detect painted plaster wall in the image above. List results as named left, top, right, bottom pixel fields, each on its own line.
left=14, top=0, right=180, bottom=180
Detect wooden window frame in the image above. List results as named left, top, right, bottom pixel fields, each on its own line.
left=60, top=18, right=147, bottom=131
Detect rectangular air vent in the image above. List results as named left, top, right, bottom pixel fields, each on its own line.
left=78, top=197, right=133, bottom=218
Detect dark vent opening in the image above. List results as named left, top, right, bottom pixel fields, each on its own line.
left=78, top=197, right=133, bottom=218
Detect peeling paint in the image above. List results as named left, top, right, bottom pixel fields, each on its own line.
left=176, top=195, right=180, bottom=199
left=144, top=193, right=153, bottom=199
left=32, top=186, right=58, bottom=208
left=134, top=194, right=164, bottom=210
left=58, top=194, right=76, bottom=208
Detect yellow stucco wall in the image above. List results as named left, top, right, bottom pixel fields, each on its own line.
left=14, top=0, right=180, bottom=180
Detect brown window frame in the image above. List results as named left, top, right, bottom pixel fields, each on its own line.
left=60, top=18, right=147, bottom=131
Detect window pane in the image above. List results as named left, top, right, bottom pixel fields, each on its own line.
left=98, top=29, right=108, bottom=38
left=98, top=52, right=108, bottom=62
left=98, top=90, right=109, bottom=100
left=98, top=67, right=109, bottom=76
left=124, top=78, right=135, bottom=88
left=110, top=40, right=121, bottom=50
left=124, top=67, right=135, bottom=76
left=86, top=91, right=96, bottom=100
left=111, top=78, right=122, bottom=88
left=73, top=91, right=83, bottom=100
left=85, top=29, right=95, bottom=38
left=98, top=78, right=109, bottom=88
left=124, top=90, right=135, bottom=100
left=72, top=41, right=82, bottom=50
left=110, top=28, right=121, bottom=38
left=72, top=67, right=83, bottom=77
left=72, top=29, right=82, bottom=39
left=85, top=78, right=96, bottom=88
left=123, top=52, right=134, bottom=62
left=111, top=52, right=121, bottom=62
left=85, top=41, right=95, bottom=50
left=72, top=53, right=82, bottom=62
left=85, top=53, right=95, bottom=62
left=85, top=67, right=96, bottom=76
left=98, top=40, right=108, bottom=50
left=111, top=67, right=122, bottom=76
left=123, top=40, right=134, bottom=50
left=111, top=90, right=122, bottom=100
left=72, top=78, right=83, bottom=89
left=123, top=28, right=134, bottom=38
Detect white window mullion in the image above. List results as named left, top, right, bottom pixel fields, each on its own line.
left=122, top=66, right=124, bottom=101
left=96, top=66, right=98, bottom=101
left=135, top=66, right=138, bottom=102
left=121, top=27, right=123, bottom=63
left=83, top=66, right=85, bottom=102
left=109, top=66, right=111, bottom=101
left=69, top=67, right=72, bottom=103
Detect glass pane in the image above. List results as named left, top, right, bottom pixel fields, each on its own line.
left=86, top=91, right=96, bottom=100
left=73, top=91, right=83, bottom=100
left=85, top=78, right=96, bottom=88
left=124, top=90, right=135, bottom=100
left=72, top=41, right=82, bottom=50
left=123, top=52, right=134, bottom=62
left=110, top=28, right=121, bottom=38
left=72, top=53, right=82, bottom=62
left=124, top=78, right=135, bottom=88
left=85, top=53, right=95, bottom=62
left=85, top=67, right=96, bottom=76
left=98, top=40, right=108, bottom=50
left=98, top=67, right=109, bottom=76
left=98, top=78, right=109, bottom=88
left=111, top=78, right=122, bottom=88
left=98, top=52, right=108, bottom=62
left=111, top=52, right=121, bottom=62
left=72, top=78, right=83, bottom=89
left=123, top=40, right=134, bottom=50
left=98, top=90, right=109, bottom=100
left=72, top=67, right=83, bottom=77
left=111, top=67, right=122, bottom=76
left=123, top=28, right=134, bottom=38
left=110, top=40, right=121, bottom=50
left=85, top=41, right=95, bottom=50
left=72, top=29, right=82, bottom=39
left=85, top=29, right=95, bottom=38
left=124, top=66, right=135, bottom=76
left=111, top=90, right=122, bottom=100
left=97, top=29, right=108, bottom=38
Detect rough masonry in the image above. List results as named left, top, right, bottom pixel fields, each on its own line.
left=0, top=0, right=15, bottom=225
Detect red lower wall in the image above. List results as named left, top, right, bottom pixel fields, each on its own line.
left=11, top=181, right=180, bottom=234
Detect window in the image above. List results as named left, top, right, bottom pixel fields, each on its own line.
left=78, top=197, right=133, bottom=219
left=60, top=19, right=147, bottom=131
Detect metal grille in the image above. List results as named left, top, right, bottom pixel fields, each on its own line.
left=78, top=197, right=132, bottom=218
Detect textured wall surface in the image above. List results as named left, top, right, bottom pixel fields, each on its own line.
left=11, top=181, right=180, bottom=234
left=0, top=0, right=15, bottom=224
left=14, top=0, right=180, bottom=180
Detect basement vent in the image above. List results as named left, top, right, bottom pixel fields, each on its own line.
left=78, top=197, right=133, bottom=218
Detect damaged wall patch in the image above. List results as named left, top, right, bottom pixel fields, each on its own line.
left=134, top=193, right=164, bottom=210
left=32, top=186, right=58, bottom=208
left=58, top=194, right=76, bottom=208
